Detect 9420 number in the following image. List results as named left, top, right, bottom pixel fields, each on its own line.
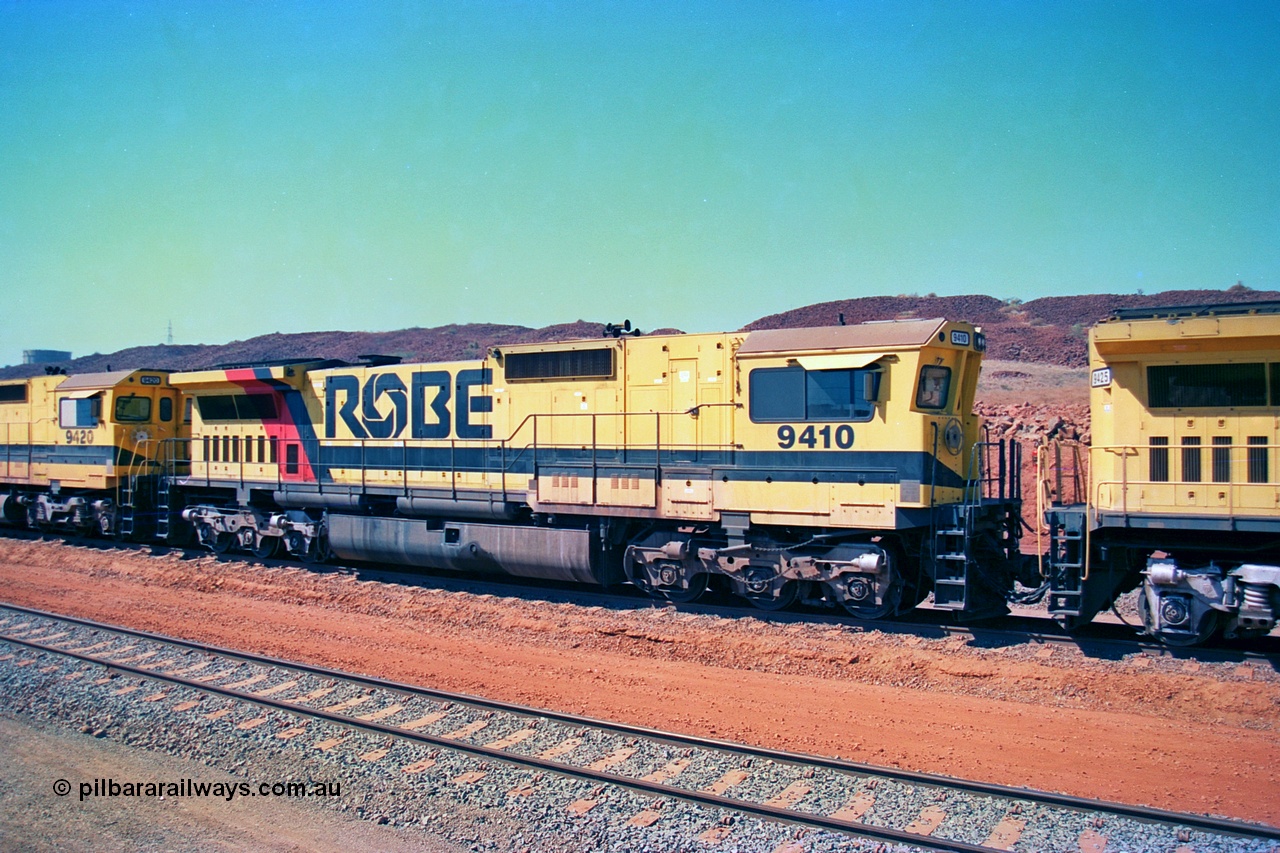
left=65, top=430, right=94, bottom=445
left=776, top=424, right=854, bottom=449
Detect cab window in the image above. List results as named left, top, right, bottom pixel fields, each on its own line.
left=59, top=397, right=101, bottom=428
left=114, top=395, right=152, bottom=422
left=749, top=366, right=880, bottom=423
left=916, top=366, right=951, bottom=410
left=159, top=397, right=174, bottom=422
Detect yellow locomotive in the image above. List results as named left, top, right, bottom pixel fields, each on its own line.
left=0, top=369, right=185, bottom=536
left=1043, top=301, right=1280, bottom=645
left=171, top=318, right=1031, bottom=618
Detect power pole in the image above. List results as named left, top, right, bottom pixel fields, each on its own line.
left=167, top=320, right=174, bottom=345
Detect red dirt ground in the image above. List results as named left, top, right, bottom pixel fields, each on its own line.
left=1, top=539, right=1277, bottom=827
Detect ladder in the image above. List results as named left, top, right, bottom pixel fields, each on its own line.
left=1044, top=507, right=1088, bottom=619
left=118, top=475, right=136, bottom=537
left=930, top=437, right=1023, bottom=616
left=932, top=504, right=972, bottom=610
left=155, top=472, right=172, bottom=540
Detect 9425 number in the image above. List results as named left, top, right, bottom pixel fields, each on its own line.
left=777, top=424, right=853, bottom=449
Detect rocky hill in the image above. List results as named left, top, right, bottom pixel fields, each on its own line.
left=3, top=286, right=1275, bottom=380
left=746, top=286, right=1279, bottom=366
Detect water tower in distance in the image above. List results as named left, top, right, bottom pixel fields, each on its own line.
left=23, top=349, right=71, bottom=365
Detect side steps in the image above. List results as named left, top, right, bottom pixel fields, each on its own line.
left=931, top=503, right=1013, bottom=621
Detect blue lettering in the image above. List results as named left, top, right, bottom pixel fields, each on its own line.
left=361, top=373, right=407, bottom=439
left=325, top=375, right=366, bottom=439
left=327, top=369, right=490, bottom=440
left=455, top=368, right=493, bottom=439
left=412, top=371, right=451, bottom=439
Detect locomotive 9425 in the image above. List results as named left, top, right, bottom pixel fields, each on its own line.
left=1042, top=301, right=1280, bottom=645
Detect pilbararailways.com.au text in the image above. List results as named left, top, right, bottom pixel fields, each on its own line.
left=55, top=778, right=341, bottom=802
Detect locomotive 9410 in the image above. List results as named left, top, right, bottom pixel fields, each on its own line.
left=173, top=318, right=1033, bottom=618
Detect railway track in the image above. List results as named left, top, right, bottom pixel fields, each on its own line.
left=4, top=526, right=1278, bottom=666
left=2, top=601, right=1276, bottom=852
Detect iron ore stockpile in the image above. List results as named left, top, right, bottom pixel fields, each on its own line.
left=3, top=604, right=1278, bottom=853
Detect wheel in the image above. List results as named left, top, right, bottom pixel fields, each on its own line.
left=252, top=535, right=279, bottom=559
left=746, top=581, right=799, bottom=612
left=302, top=533, right=332, bottom=564
left=639, top=572, right=708, bottom=604
left=285, top=531, right=309, bottom=560
left=208, top=530, right=234, bottom=554
left=840, top=570, right=904, bottom=620
left=1137, top=589, right=1220, bottom=647
left=287, top=531, right=328, bottom=564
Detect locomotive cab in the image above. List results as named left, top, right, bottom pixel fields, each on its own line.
left=0, top=369, right=181, bottom=536
left=1042, top=301, right=1280, bottom=645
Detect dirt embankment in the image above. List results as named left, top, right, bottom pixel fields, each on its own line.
left=0, top=539, right=1276, bottom=824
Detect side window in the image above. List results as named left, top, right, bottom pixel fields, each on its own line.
left=59, top=396, right=101, bottom=428
left=748, top=366, right=880, bottom=423
left=916, top=366, right=951, bottom=410
left=749, top=367, right=805, bottom=421
left=159, top=397, right=174, bottom=423
left=805, top=369, right=878, bottom=421
left=115, top=395, right=152, bottom=422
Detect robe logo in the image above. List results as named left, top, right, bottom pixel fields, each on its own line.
left=325, top=369, right=493, bottom=440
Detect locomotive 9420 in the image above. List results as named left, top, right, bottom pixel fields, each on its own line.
left=0, top=370, right=183, bottom=537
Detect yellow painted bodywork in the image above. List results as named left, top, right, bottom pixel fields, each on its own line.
left=175, top=319, right=990, bottom=533
left=1088, top=310, right=1280, bottom=519
left=0, top=371, right=183, bottom=492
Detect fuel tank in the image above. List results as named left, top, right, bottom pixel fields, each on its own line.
left=326, top=514, right=602, bottom=584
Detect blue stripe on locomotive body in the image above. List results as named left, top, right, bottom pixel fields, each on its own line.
left=307, top=445, right=964, bottom=490
left=1, top=444, right=146, bottom=468
left=176, top=321, right=991, bottom=516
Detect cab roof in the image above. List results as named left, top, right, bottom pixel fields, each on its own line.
left=738, top=318, right=950, bottom=355
left=56, top=370, right=166, bottom=391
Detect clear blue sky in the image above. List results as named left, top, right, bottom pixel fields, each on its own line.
left=1, top=2, right=1276, bottom=365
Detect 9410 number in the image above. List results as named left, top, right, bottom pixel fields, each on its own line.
left=776, top=424, right=854, bottom=449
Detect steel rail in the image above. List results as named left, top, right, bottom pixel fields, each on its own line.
left=2, top=619, right=999, bottom=853
left=2, top=601, right=1276, bottom=844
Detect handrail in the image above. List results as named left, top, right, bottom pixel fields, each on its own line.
left=304, top=407, right=739, bottom=497
left=1036, top=439, right=1279, bottom=581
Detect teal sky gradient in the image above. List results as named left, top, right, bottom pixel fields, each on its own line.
left=2, top=2, right=1277, bottom=365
